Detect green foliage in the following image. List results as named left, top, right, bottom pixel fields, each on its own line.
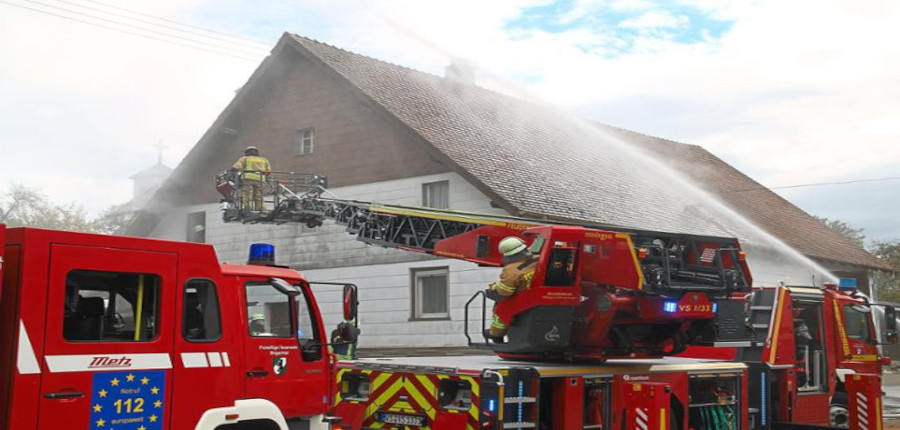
left=813, top=216, right=866, bottom=248
left=871, top=240, right=900, bottom=303
left=0, top=184, right=94, bottom=232
left=90, top=203, right=136, bottom=236
left=0, top=183, right=134, bottom=234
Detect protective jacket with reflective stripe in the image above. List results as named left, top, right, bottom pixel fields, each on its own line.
left=491, top=257, right=537, bottom=297
left=233, top=155, right=271, bottom=181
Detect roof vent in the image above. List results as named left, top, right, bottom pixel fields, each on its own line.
left=444, top=59, right=475, bottom=85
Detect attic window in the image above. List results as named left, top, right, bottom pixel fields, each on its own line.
left=294, top=128, right=315, bottom=156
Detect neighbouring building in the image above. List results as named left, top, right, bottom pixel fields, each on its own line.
left=130, top=33, right=891, bottom=349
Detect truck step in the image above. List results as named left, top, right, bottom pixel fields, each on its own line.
left=751, top=323, right=769, bottom=329
left=750, top=305, right=773, bottom=310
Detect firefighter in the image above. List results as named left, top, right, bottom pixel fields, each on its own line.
left=485, top=236, right=538, bottom=343
left=231, top=146, right=271, bottom=211
left=330, top=319, right=359, bottom=360
left=249, top=313, right=270, bottom=336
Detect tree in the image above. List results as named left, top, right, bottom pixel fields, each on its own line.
left=90, top=203, right=137, bottom=236
left=870, top=240, right=900, bottom=303
left=814, top=216, right=866, bottom=248
left=0, top=184, right=94, bottom=232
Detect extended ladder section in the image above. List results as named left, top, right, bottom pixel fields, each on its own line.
left=216, top=171, right=751, bottom=294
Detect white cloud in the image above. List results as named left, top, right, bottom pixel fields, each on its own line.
left=619, top=10, right=688, bottom=29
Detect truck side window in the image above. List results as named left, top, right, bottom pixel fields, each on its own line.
left=63, top=270, right=160, bottom=342
left=843, top=305, right=874, bottom=343
left=246, top=282, right=294, bottom=337
left=183, top=279, right=222, bottom=342
left=296, top=284, right=320, bottom=344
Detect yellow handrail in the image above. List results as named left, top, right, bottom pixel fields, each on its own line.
left=134, top=275, right=145, bottom=341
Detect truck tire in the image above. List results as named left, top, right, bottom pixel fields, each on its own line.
left=830, top=392, right=850, bottom=428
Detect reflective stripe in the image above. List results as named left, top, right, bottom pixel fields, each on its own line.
left=492, top=281, right=515, bottom=295
left=17, top=320, right=41, bottom=375
left=207, top=352, right=223, bottom=367
left=45, top=353, right=172, bottom=373
left=491, top=315, right=507, bottom=329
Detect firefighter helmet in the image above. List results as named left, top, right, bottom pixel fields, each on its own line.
left=244, top=146, right=259, bottom=155
left=498, top=237, right=527, bottom=257
left=250, top=313, right=265, bottom=322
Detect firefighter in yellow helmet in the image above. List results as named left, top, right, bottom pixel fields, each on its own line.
left=232, top=146, right=271, bottom=211
left=485, top=236, right=538, bottom=343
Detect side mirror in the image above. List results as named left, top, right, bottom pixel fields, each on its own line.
left=300, top=339, right=323, bottom=362
left=343, top=284, right=358, bottom=321
left=885, top=306, right=898, bottom=344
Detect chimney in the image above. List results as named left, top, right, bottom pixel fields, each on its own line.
left=444, top=59, right=475, bottom=85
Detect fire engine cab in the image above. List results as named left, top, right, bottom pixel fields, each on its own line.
left=0, top=225, right=358, bottom=430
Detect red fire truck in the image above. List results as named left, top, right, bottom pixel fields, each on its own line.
left=216, top=172, right=898, bottom=429
left=682, top=283, right=898, bottom=427
left=0, top=224, right=359, bottom=430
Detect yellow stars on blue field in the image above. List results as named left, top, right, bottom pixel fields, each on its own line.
left=90, top=370, right=166, bottom=430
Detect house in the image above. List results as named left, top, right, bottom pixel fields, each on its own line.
left=130, top=33, right=890, bottom=348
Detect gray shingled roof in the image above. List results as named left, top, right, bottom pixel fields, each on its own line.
left=285, top=34, right=887, bottom=270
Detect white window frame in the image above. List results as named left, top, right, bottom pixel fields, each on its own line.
left=186, top=211, right=206, bottom=243
left=295, top=128, right=315, bottom=156
left=411, top=267, right=450, bottom=320
left=422, top=180, right=449, bottom=209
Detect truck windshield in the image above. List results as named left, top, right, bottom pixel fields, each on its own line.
left=843, top=304, right=875, bottom=344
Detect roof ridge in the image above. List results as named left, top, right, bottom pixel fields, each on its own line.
left=286, top=32, right=560, bottom=111
left=288, top=33, right=439, bottom=80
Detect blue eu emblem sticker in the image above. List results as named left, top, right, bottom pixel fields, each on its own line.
left=90, top=370, right=165, bottom=429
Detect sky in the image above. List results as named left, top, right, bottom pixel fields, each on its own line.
left=1, top=0, right=898, bottom=243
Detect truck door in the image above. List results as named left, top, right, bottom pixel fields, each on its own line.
left=38, top=244, right=176, bottom=430
left=243, top=279, right=329, bottom=418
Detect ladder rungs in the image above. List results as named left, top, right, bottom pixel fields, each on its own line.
left=505, top=396, right=537, bottom=404
left=504, top=423, right=537, bottom=429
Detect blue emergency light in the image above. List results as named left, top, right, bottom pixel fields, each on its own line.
left=663, top=301, right=678, bottom=313
left=248, top=243, right=276, bottom=266
left=838, top=278, right=858, bottom=291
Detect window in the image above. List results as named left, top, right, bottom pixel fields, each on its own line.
left=843, top=305, right=874, bottom=343
left=412, top=267, right=449, bottom=319
left=296, top=285, right=320, bottom=344
left=187, top=211, right=206, bottom=243
left=63, top=270, right=160, bottom=342
left=183, top=279, right=222, bottom=342
left=422, top=180, right=449, bottom=209
left=246, top=282, right=294, bottom=337
left=294, top=128, right=315, bottom=156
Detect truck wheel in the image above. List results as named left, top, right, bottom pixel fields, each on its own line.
left=830, top=392, right=849, bottom=428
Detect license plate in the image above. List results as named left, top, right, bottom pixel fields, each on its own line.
left=376, top=411, right=426, bottom=427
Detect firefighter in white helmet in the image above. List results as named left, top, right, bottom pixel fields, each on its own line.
left=231, top=146, right=271, bottom=211
left=485, top=236, right=538, bottom=343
